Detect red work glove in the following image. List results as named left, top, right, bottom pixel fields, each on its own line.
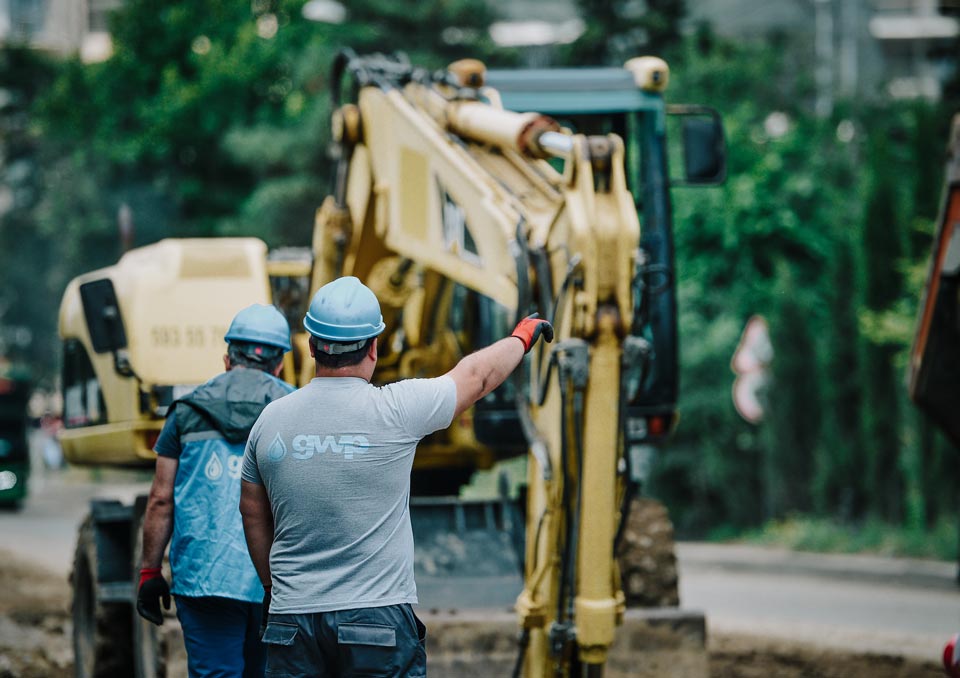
left=136, top=567, right=171, bottom=626
left=511, top=314, right=554, bottom=353
left=944, top=633, right=960, bottom=677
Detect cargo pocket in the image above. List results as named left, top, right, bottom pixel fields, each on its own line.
left=339, top=622, right=398, bottom=677
left=263, top=622, right=299, bottom=646
left=263, top=622, right=301, bottom=677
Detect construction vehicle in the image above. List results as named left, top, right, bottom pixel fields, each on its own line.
left=59, top=51, right=725, bottom=678
left=909, top=112, right=960, bottom=451
left=0, top=363, right=31, bottom=509
left=908, top=110, right=960, bottom=678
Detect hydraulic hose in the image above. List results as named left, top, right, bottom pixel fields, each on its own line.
left=556, top=367, right=573, bottom=627
left=567, top=387, right=586, bottom=621
left=585, top=664, right=605, bottom=678
left=511, top=628, right=530, bottom=678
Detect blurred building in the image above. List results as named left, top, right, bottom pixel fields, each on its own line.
left=0, top=0, right=118, bottom=62
left=689, top=0, right=958, bottom=105
left=490, top=0, right=958, bottom=103
left=1, top=0, right=956, bottom=101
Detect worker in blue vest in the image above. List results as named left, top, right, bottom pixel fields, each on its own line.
left=137, top=304, right=296, bottom=678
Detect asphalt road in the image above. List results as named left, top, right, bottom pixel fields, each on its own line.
left=678, top=542, right=959, bottom=660
left=5, top=432, right=959, bottom=665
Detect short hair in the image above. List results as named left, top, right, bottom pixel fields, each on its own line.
left=311, top=336, right=374, bottom=369
left=227, top=342, right=284, bottom=374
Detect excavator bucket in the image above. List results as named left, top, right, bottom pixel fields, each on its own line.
left=411, top=496, right=524, bottom=610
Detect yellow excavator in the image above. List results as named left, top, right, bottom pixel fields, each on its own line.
left=59, top=51, right=725, bottom=678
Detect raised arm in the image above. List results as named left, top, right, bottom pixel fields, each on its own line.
left=446, top=315, right=553, bottom=419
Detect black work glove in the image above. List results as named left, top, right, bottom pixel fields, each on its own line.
left=259, top=586, right=272, bottom=640
left=511, top=314, right=555, bottom=353
left=136, top=568, right=171, bottom=625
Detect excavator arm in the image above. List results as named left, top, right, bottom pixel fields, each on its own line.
left=311, top=51, right=657, bottom=675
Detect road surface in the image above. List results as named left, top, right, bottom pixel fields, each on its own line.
left=678, top=542, right=959, bottom=661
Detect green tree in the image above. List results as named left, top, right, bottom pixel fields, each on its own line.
left=0, top=47, right=73, bottom=375
left=565, top=0, right=686, bottom=65
left=859, top=145, right=904, bottom=522
left=36, top=0, right=500, bottom=245
left=764, top=269, right=820, bottom=517
left=818, top=228, right=866, bottom=519
left=17, top=0, right=501, bottom=383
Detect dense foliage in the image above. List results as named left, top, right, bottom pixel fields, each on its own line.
left=2, top=0, right=957, bottom=541
left=651, top=32, right=959, bottom=536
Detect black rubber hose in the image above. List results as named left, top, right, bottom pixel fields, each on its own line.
left=567, top=388, right=585, bottom=620
left=511, top=629, right=530, bottom=678
left=556, top=369, right=572, bottom=625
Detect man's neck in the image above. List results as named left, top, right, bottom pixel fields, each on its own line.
left=314, top=366, right=369, bottom=381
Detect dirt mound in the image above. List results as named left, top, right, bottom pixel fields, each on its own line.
left=710, top=633, right=940, bottom=678
left=0, top=550, right=71, bottom=678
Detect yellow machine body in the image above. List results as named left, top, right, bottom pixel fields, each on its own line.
left=58, top=238, right=272, bottom=465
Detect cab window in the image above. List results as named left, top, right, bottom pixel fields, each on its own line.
left=62, top=339, right=106, bottom=428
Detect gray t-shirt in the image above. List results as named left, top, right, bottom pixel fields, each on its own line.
left=242, top=375, right=456, bottom=614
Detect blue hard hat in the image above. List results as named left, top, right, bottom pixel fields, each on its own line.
left=303, top=276, right=385, bottom=344
left=224, top=304, right=292, bottom=352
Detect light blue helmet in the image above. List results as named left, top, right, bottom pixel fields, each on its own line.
left=224, top=304, right=292, bottom=353
left=303, top=276, right=385, bottom=354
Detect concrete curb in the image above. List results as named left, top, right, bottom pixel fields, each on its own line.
left=676, top=542, right=957, bottom=591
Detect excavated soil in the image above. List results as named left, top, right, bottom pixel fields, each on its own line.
left=0, top=550, right=941, bottom=677
left=0, top=553, right=71, bottom=678
left=708, top=634, right=941, bottom=677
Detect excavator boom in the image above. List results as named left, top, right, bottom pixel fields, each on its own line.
left=313, top=51, right=725, bottom=675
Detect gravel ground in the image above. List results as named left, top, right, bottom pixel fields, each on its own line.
left=0, top=549, right=942, bottom=678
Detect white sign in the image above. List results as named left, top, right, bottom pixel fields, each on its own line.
left=731, top=316, right=773, bottom=424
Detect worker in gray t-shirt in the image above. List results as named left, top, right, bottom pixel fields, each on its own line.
left=240, top=276, right=552, bottom=678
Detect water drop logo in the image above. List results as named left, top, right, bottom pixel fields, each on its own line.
left=204, top=453, right=223, bottom=481
left=268, top=433, right=287, bottom=461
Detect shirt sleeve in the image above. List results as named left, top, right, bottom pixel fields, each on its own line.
left=153, top=411, right=182, bottom=459
left=241, top=415, right=264, bottom=484
left=388, top=375, right=457, bottom=440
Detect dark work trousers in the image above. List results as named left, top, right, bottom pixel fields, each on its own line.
left=261, top=603, right=426, bottom=678
left=175, top=595, right=266, bottom=678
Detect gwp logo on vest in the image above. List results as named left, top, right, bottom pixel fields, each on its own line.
left=275, top=433, right=371, bottom=460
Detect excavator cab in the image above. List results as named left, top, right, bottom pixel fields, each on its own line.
left=58, top=238, right=275, bottom=466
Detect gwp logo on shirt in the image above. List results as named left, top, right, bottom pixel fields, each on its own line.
left=266, top=434, right=372, bottom=461
left=204, top=453, right=243, bottom=480
left=267, top=434, right=287, bottom=461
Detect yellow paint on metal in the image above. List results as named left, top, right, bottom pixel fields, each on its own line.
left=624, top=56, right=670, bottom=93
left=575, top=312, right=621, bottom=663
left=399, top=146, right=431, bottom=243
left=58, top=238, right=272, bottom=466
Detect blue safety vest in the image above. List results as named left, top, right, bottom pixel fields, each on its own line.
left=168, top=368, right=294, bottom=601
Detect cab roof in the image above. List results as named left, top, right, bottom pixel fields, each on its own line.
left=485, top=67, right=663, bottom=115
